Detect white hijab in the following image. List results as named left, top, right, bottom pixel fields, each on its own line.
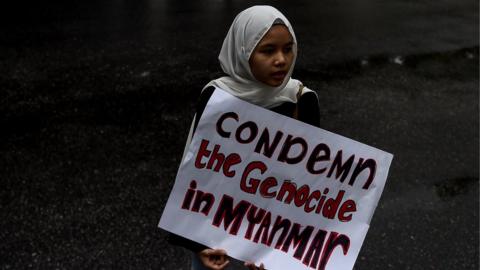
left=204, top=5, right=311, bottom=109
left=182, top=6, right=312, bottom=161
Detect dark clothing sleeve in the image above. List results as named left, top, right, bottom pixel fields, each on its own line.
left=297, top=91, right=321, bottom=127
left=193, top=86, right=216, bottom=134
left=166, top=87, right=215, bottom=253
left=168, top=233, right=208, bottom=253
left=269, top=91, right=321, bottom=127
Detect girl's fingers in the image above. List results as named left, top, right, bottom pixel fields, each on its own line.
left=244, top=261, right=255, bottom=270
left=199, top=248, right=227, bottom=259
left=209, top=249, right=228, bottom=265
left=208, top=259, right=230, bottom=270
left=199, top=248, right=212, bottom=256
left=202, top=259, right=229, bottom=270
left=217, top=259, right=230, bottom=269
left=203, top=248, right=227, bottom=256
left=244, top=261, right=265, bottom=270
left=198, top=248, right=230, bottom=269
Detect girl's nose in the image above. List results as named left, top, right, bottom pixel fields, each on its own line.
left=274, top=52, right=286, bottom=66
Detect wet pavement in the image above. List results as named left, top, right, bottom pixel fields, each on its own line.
left=0, top=0, right=478, bottom=269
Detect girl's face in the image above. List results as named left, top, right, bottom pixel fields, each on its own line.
left=249, top=25, right=294, bottom=87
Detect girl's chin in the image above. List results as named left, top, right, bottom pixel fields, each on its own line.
left=264, top=78, right=284, bottom=87
left=256, top=76, right=285, bottom=87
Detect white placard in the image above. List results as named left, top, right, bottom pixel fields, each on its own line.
left=159, top=88, right=393, bottom=270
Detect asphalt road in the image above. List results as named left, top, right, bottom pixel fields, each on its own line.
left=1, top=1, right=478, bottom=269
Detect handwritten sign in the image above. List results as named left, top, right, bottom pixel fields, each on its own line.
left=159, top=88, right=393, bottom=270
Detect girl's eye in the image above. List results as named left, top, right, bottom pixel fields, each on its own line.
left=284, top=46, right=293, bottom=53
left=260, top=48, right=275, bottom=54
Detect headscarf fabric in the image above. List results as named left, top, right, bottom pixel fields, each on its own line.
left=182, top=6, right=313, bottom=161
left=205, top=5, right=311, bottom=108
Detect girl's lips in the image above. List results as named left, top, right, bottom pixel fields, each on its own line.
left=271, top=71, right=287, bottom=80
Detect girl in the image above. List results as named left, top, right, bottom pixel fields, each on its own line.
left=169, top=5, right=320, bottom=270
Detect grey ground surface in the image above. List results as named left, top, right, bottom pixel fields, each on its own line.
left=0, top=0, right=478, bottom=269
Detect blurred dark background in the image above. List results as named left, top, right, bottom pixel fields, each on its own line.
left=0, top=0, right=478, bottom=269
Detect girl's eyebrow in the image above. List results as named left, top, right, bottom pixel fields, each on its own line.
left=259, top=41, right=294, bottom=48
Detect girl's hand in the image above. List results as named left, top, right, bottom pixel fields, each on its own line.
left=244, top=261, right=265, bottom=270
left=198, top=248, right=230, bottom=270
